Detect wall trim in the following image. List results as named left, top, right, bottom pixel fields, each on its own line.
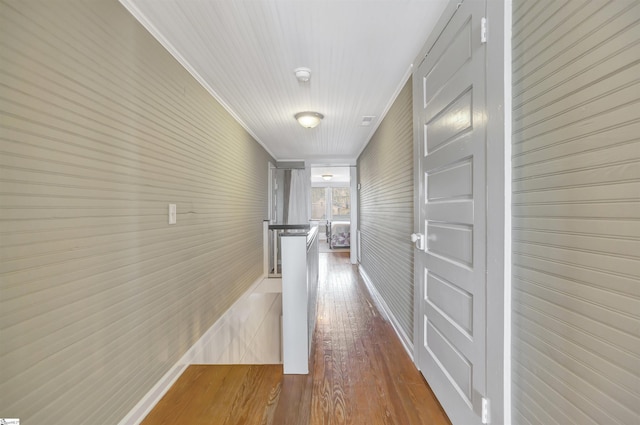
left=118, top=274, right=269, bottom=425
left=117, top=363, right=188, bottom=425
left=358, top=266, right=414, bottom=361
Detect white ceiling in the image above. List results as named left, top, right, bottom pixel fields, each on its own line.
left=120, top=0, right=448, bottom=164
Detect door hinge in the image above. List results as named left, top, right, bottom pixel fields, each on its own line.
left=480, top=17, right=487, bottom=43
left=481, top=397, right=490, bottom=424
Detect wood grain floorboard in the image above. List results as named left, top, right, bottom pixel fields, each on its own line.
left=140, top=365, right=281, bottom=425
left=140, top=252, right=451, bottom=425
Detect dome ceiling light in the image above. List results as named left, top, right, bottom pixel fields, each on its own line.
left=295, top=111, right=324, bottom=129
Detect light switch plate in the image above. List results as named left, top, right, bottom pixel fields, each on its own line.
left=168, top=204, right=177, bottom=224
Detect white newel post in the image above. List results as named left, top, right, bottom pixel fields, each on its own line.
left=281, top=226, right=319, bottom=374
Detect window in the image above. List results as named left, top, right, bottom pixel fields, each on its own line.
left=311, top=187, right=350, bottom=221
left=311, top=187, right=327, bottom=220
left=331, top=187, right=350, bottom=220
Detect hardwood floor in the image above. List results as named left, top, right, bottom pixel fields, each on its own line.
left=141, top=252, right=451, bottom=425
left=141, top=365, right=282, bottom=425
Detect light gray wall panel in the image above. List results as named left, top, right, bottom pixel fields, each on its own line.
left=357, top=80, right=414, bottom=340
left=511, top=1, right=640, bottom=424
left=0, top=1, right=273, bottom=424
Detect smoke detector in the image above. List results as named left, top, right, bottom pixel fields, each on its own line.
left=294, top=67, right=312, bottom=83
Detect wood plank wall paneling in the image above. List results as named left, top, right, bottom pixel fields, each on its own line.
left=357, top=80, right=414, bottom=342
left=0, top=1, right=273, bottom=423
left=511, top=1, right=640, bottom=424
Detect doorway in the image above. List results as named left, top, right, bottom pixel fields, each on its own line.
left=310, top=166, right=356, bottom=258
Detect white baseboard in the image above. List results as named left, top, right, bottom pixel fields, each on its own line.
left=118, top=274, right=278, bottom=425
left=358, top=266, right=414, bottom=361
left=117, top=362, right=188, bottom=425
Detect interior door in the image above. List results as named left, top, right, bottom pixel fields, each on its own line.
left=413, top=1, right=488, bottom=424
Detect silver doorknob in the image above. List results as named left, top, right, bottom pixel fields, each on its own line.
left=411, top=233, right=425, bottom=250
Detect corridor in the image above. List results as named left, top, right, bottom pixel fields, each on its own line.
left=141, top=252, right=451, bottom=424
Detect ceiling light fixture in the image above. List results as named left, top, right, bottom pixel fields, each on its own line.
left=322, top=174, right=333, bottom=181
left=295, top=111, right=324, bottom=128
left=294, top=67, right=312, bottom=83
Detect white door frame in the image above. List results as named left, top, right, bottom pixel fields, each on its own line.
left=349, top=165, right=358, bottom=265
left=412, top=1, right=511, bottom=423
left=484, top=1, right=512, bottom=423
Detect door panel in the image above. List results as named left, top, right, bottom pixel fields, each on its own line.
left=427, top=159, right=473, bottom=200
left=426, top=89, right=473, bottom=147
left=423, top=23, right=473, bottom=102
left=427, top=223, right=473, bottom=266
left=426, top=271, right=473, bottom=334
left=414, top=1, right=487, bottom=424
left=425, top=319, right=473, bottom=398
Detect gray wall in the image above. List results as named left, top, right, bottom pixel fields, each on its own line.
left=511, top=1, right=640, bottom=424
left=357, top=80, right=414, bottom=341
left=0, top=1, right=273, bottom=423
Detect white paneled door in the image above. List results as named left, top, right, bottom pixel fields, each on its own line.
left=413, top=1, right=488, bottom=424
